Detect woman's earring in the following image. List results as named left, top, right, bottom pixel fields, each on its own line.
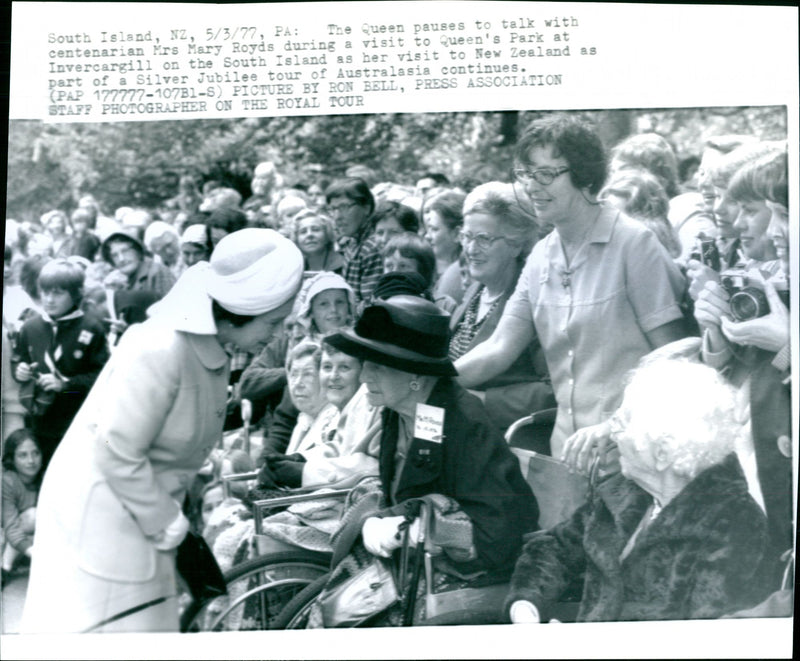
left=409, top=378, right=420, bottom=392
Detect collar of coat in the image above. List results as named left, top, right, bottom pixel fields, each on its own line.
left=379, top=377, right=455, bottom=496
left=128, top=257, right=157, bottom=286
left=185, top=332, right=229, bottom=371
left=593, top=452, right=753, bottom=552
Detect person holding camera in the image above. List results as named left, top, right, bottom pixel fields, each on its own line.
left=694, top=148, right=788, bottom=378
left=693, top=148, right=791, bottom=579
left=686, top=140, right=784, bottom=304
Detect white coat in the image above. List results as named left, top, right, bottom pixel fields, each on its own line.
left=21, top=318, right=229, bottom=633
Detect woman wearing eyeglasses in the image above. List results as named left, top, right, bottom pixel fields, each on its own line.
left=448, top=182, right=555, bottom=433
left=455, top=116, right=689, bottom=466
left=324, top=178, right=383, bottom=303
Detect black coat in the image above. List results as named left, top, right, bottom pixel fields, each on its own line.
left=505, top=453, right=773, bottom=622
left=749, top=358, right=793, bottom=559
left=379, top=378, right=539, bottom=572
left=14, top=311, right=109, bottom=451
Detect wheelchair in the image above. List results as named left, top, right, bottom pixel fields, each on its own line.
left=271, top=407, right=588, bottom=629
left=182, top=407, right=588, bottom=631
left=180, top=475, right=351, bottom=632
left=270, top=496, right=511, bottom=629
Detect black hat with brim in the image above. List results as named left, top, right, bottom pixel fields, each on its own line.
left=325, top=296, right=457, bottom=377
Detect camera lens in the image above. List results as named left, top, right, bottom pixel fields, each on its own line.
left=729, top=288, right=769, bottom=322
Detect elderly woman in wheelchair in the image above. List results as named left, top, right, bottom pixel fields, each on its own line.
left=274, top=294, right=539, bottom=628
left=506, top=359, right=776, bottom=624
left=181, top=338, right=380, bottom=631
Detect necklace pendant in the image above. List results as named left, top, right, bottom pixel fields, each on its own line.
left=561, top=272, right=571, bottom=289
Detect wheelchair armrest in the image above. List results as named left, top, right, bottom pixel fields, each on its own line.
left=221, top=471, right=260, bottom=499
left=252, top=488, right=352, bottom=534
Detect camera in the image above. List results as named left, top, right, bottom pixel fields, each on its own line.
left=689, top=237, right=721, bottom=272
left=720, top=269, right=771, bottom=322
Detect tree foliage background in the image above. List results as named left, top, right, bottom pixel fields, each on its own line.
left=6, top=106, right=786, bottom=221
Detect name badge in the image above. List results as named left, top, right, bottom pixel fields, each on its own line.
left=414, top=403, right=445, bottom=444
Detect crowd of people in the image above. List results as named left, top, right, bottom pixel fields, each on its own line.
left=0, top=113, right=793, bottom=633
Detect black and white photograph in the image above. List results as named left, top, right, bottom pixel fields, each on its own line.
left=2, top=2, right=797, bottom=659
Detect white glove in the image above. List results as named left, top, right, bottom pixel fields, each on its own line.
left=152, top=509, right=190, bottom=551
left=362, top=516, right=419, bottom=558
left=510, top=600, right=541, bottom=623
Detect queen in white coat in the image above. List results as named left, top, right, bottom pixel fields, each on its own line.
left=21, top=229, right=304, bottom=633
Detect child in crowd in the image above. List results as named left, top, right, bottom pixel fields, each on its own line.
left=2, top=429, right=43, bottom=586
left=67, top=208, right=102, bottom=262
left=12, top=259, right=110, bottom=468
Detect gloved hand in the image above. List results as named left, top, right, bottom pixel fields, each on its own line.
left=152, top=509, right=190, bottom=551
left=257, top=460, right=278, bottom=488
left=267, top=453, right=306, bottom=488
left=361, top=516, right=419, bottom=558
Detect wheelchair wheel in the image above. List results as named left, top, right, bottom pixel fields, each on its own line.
left=270, top=573, right=330, bottom=629
left=180, top=550, right=330, bottom=632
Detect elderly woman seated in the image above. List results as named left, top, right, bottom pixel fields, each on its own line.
left=302, top=295, right=539, bottom=627
left=506, top=359, right=774, bottom=624
left=256, top=339, right=368, bottom=492
left=206, top=339, right=378, bottom=567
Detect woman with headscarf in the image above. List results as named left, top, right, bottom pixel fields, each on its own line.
left=101, top=228, right=176, bottom=301
left=20, top=229, right=304, bottom=633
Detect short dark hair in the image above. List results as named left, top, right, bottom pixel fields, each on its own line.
left=515, top=115, right=607, bottom=195
left=38, top=258, right=85, bottom=307
left=371, top=201, right=420, bottom=233
left=211, top=299, right=257, bottom=327
left=325, top=178, right=375, bottom=216
left=207, top=207, right=248, bottom=234
left=383, top=232, right=436, bottom=288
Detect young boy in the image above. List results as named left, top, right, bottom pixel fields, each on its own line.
left=13, top=258, right=110, bottom=468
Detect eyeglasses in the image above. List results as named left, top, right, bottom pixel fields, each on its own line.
left=512, top=165, right=570, bottom=186
left=458, top=231, right=508, bottom=251
left=325, top=201, right=360, bottom=215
